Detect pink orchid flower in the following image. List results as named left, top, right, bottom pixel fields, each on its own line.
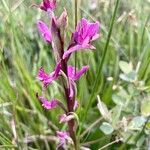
left=37, top=20, right=52, bottom=43
left=37, top=62, right=61, bottom=87
left=67, top=66, right=89, bottom=100
left=56, top=131, right=69, bottom=148
left=38, top=96, right=58, bottom=109
left=68, top=65, right=89, bottom=81
left=59, top=114, right=75, bottom=123
left=68, top=80, right=76, bottom=99
left=59, top=114, right=68, bottom=123
left=63, top=18, right=100, bottom=59
left=40, top=0, right=56, bottom=12
left=73, top=100, right=79, bottom=111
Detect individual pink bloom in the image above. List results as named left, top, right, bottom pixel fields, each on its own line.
left=37, top=67, right=49, bottom=81
left=37, top=20, right=52, bottom=43
left=63, top=18, right=100, bottom=59
left=57, top=131, right=69, bottom=148
left=37, top=62, right=61, bottom=87
left=40, top=0, right=56, bottom=12
left=59, top=114, right=75, bottom=123
left=67, top=66, right=89, bottom=100
left=38, top=96, right=58, bottom=109
left=68, top=80, right=76, bottom=99
left=73, top=100, right=79, bottom=111
left=59, top=114, right=67, bottom=123
left=68, top=65, right=89, bottom=81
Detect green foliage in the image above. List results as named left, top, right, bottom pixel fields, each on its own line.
left=100, top=122, right=114, bottom=135
left=0, top=0, right=150, bottom=149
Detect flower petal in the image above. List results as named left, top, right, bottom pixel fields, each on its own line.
left=69, top=80, right=76, bottom=99
left=43, top=62, right=61, bottom=86
left=59, top=114, right=75, bottom=123
left=37, top=67, right=49, bottom=81
left=73, top=66, right=89, bottom=81
left=40, top=0, right=56, bottom=11
left=57, top=131, right=69, bottom=148
left=59, top=114, right=67, bottom=123
left=88, top=21, right=100, bottom=37
left=73, top=100, right=79, bottom=111
left=91, top=33, right=100, bottom=41
left=38, top=96, right=58, bottom=109
left=63, top=44, right=95, bottom=59
left=67, top=66, right=75, bottom=80
left=37, top=20, right=52, bottom=43
left=68, top=65, right=89, bottom=81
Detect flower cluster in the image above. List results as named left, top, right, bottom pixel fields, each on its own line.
left=35, top=0, right=100, bottom=148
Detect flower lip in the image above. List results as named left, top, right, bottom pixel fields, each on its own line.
left=37, top=62, right=61, bottom=87
left=38, top=96, right=59, bottom=109
left=56, top=131, right=69, bottom=148
left=67, top=65, right=89, bottom=81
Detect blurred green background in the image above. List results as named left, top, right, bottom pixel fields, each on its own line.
left=0, top=0, right=150, bottom=149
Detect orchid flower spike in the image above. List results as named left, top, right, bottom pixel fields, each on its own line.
left=63, top=18, right=100, bottom=59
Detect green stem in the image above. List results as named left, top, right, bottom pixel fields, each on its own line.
left=80, top=117, right=103, bottom=139
left=98, top=138, right=122, bottom=150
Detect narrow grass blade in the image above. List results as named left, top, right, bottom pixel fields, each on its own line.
left=79, top=0, right=120, bottom=134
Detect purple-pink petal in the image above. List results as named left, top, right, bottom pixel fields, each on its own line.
left=91, top=34, right=100, bottom=41
left=43, top=62, right=61, bottom=86
left=37, top=20, right=52, bottom=43
left=37, top=62, right=61, bottom=87
left=87, top=21, right=100, bottom=37
left=40, top=0, right=56, bottom=11
left=57, top=131, right=69, bottom=147
left=37, top=67, right=49, bottom=81
left=73, top=100, right=79, bottom=111
left=63, top=44, right=95, bottom=59
left=73, top=66, right=89, bottom=80
left=68, top=65, right=89, bottom=81
left=59, top=114, right=75, bottom=123
left=38, top=96, right=58, bottom=109
left=69, top=80, right=76, bottom=99
left=59, top=114, right=67, bottom=123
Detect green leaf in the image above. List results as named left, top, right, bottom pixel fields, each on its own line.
left=97, top=96, right=111, bottom=121
left=119, top=61, right=133, bottom=74
left=111, top=106, right=122, bottom=126
left=141, top=100, right=150, bottom=116
left=128, top=116, right=146, bottom=130
left=112, top=94, right=126, bottom=106
left=120, top=71, right=137, bottom=82
left=100, top=122, right=114, bottom=135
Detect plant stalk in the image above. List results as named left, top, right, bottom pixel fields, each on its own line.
left=61, top=58, right=78, bottom=149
